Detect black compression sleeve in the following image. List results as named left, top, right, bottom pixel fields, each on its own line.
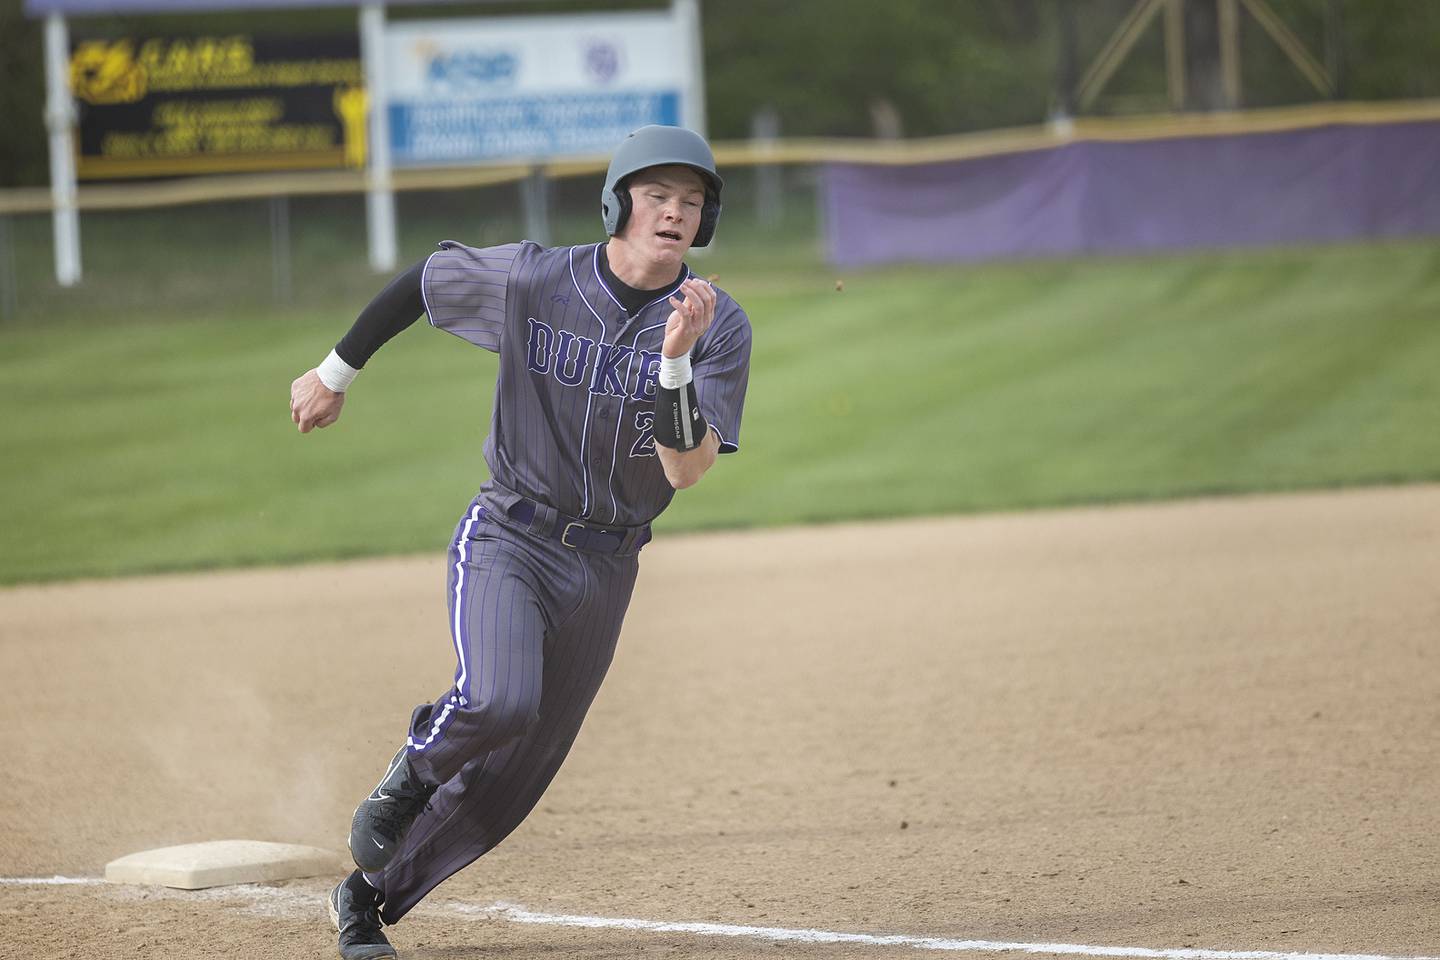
left=334, top=258, right=428, bottom=368
left=652, top=381, right=708, bottom=451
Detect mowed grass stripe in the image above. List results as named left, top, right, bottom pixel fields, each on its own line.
left=667, top=242, right=1440, bottom=526
left=3, top=241, right=1439, bottom=582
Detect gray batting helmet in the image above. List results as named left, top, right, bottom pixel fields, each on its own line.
left=601, top=125, right=723, bottom=247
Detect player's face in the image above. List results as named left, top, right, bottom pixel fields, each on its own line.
left=621, top=166, right=707, bottom=266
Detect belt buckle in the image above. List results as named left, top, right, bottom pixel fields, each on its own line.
left=561, top=521, right=586, bottom=550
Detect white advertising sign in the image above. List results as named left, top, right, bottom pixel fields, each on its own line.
left=384, top=10, right=698, bottom=165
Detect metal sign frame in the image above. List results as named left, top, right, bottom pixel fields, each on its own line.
left=30, top=0, right=703, bottom=285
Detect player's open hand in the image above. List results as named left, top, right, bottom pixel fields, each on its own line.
left=290, top=369, right=346, bottom=433
left=662, top=278, right=716, bottom=359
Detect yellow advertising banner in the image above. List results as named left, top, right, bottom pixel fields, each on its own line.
left=70, top=33, right=365, bottom=179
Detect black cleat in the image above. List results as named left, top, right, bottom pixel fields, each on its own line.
left=349, top=746, right=436, bottom=873
left=327, top=870, right=397, bottom=960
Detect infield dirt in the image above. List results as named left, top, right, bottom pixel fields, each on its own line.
left=3, top=486, right=1438, bottom=959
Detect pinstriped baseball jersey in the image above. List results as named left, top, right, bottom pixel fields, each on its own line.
left=422, top=240, right=752, bottom=526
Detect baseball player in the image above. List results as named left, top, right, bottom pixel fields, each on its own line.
left=288, top=125, right=751, bottom=960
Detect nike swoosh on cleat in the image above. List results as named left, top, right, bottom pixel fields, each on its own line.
left=367, top=792, right=392, bottom=802
left=372, top=838, right=385, bottom=849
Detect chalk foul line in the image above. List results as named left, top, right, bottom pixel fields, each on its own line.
left=453, top=900, right=1439, bottom=960
left=2, top=877, right=1436, bottom=960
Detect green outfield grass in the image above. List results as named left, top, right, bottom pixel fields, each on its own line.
left=3, top=234, right=1439, bottom=584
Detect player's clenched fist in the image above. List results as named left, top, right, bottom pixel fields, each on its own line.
left=290, top=368, right=346, bottom=433
left=662, top=277, right=717, bottom=359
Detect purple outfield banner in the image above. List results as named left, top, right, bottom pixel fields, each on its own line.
left=823, top=120, right=1440, bottom=267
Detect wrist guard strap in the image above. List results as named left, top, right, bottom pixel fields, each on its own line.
left=653, top=381, right=707, bottom=451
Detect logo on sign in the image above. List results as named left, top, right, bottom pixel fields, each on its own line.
left=425, top=49, right=518, bottom=91
left=582, top=40, right=621, bottom=85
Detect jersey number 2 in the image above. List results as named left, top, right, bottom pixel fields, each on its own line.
left=629, top=410, right=657, bottom=458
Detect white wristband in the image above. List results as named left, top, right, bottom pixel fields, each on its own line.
left=316, top=349, right=359, bottom=393
left=658, top=352, right=693, bottom=390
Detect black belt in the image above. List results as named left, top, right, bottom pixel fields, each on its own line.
left=503, top=498, right=651, bottom=556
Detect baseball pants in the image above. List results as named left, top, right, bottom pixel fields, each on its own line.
left=367, top=492, right=640, bottom=924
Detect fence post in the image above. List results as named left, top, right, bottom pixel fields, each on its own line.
left=1054, top=0, right=1079, bottom=117
left=521, top=165, right=551, bottom=248
left=751, top=106, right=781, bottom=230
left=361, top=2, right=398, bottom=273
left=44, top=13, right=81, bottom=287
left=0, top=215, right=16, bottom=322
left=674, top=0, right=707, bottom=134
left=1324, top=0, right=1344, bottom=97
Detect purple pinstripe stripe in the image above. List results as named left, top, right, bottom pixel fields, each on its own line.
left=605, top=317, right=670, bottom=522
left=450, top=504, right=484, bottom=702
left=592, top=243, right=626, bottom=312
left=604, top=347, right=638, bottom=523
left=570, top=246, right=608, bottom=518
left=524, top=249, right=563, bottom=507
left=407, top=504, right=486, bottom=754
left=480, top=536, right=512, bottom=729
left=492, top=589, right=511, bottom=735
left=500, top=586, right=522, bottom=732
left=538, top=253, right=567, bottom=498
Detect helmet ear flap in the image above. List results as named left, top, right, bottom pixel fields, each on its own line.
left=603, top=179, right=634, bottom=237
left=693, top=196, right=721, bottom=248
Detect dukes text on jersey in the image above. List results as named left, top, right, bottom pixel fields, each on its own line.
left=525, top=317, right=664, bottom=402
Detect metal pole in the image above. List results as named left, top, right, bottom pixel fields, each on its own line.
left=1240, top=0, right=1333, bottom=97
left=1077, top=0, right=1166, bottom=111
left=44, top=13, right=81, bottom=287
left=1054, top=0, right=1078, bottom=118
left=1164, top=0, right=1187, bottom=111
left=1218, top=0, right=1242, bottom=109
left=270, top=195, right=292, bottom=304
left=1324, top=0, right=1344, bottom=98
left=751, top=107, right=781, bottom=229
left=521, top=165, right=550, bottom=248
left=361, top=2, right=397, bottom=273
left=674, top=0, right=707, bottom=134
left=0, top=215, right=17, bottom=322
